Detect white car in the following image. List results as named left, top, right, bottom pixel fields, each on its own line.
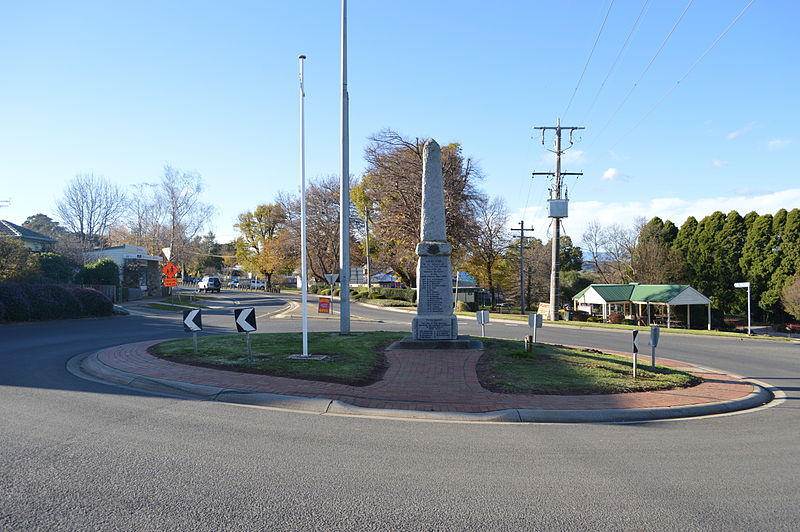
left=241, top=279, right=265, bottom=290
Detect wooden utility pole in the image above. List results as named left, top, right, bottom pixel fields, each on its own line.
left=511, top=221, right=535, bottom=314
left=533, top=119, right=583, bottom=321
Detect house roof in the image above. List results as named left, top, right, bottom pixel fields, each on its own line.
left=0, top=220, right=56, bottom=243
left=573, top=283, right=712, bottom=305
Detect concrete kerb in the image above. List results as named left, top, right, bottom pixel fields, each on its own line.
left=74, top=350, right=775, bottom=424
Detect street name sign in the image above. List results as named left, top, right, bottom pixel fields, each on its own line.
left=234, top=307, right=257, bottom=332
left=183, top=309, right=202, bottom=332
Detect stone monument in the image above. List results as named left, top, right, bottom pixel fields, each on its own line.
left=392, top=139, right=479, bottom=350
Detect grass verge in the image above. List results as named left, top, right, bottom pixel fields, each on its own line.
left=149, top=331, right=406, bottom=386
left=477, top=338, right=701, bottom=395
left=452, top=312, right=793, bottom=341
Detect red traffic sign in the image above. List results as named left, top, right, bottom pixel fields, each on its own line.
left=161, top=262, right=179, bottom=278
left=163, top=278, right=179, bottom=287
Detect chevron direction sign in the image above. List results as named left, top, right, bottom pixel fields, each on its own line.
left=183, top=309, right=202, bottom=332
left=234, top=307, right=257, bottom=332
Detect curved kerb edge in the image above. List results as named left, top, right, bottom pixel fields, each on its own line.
left=76, top=352, right=775, bottom=423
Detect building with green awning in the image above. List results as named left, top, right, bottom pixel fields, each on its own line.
left=572, top=283, right=712, bottom=329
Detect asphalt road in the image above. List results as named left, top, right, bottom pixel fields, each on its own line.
left=1, top=291, right=798, bottom=530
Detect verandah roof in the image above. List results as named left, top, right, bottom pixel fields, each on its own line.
left=573, top=283, right=711, bottom=305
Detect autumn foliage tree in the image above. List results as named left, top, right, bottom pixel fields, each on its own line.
left=358, top=130, right=483, bottom=286
left=234, top=204, right=294, bottom=288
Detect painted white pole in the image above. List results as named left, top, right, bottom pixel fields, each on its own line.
left=339, top=0, right=351, bottom=335
left=299, top=55, right=309, bottom=358
left=747, top=284, right=751, bottom=335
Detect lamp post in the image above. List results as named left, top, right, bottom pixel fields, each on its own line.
left=734, top=282, right=751, bottom=335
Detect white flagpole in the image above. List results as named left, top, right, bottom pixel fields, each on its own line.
left=339, top=0, right=351, bottom=335
left=299, top=55, right=309, bottom=357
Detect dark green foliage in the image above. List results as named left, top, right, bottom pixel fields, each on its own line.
left=71, top=287, right=114, bottom=316
left=76, top=258, right=120, bottom=286
left=0, top=238, right=40, bottom=282
left=369, top=287, right=416, bottom=302
left=0, top=283, right=111, bottom=321
left=559, top=235, right=583, bottom=272
left=0, top=284, right=33, bottom=321
left=36, top=253, right=75, bottom=284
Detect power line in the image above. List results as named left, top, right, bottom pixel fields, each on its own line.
left=581, top=0, right=651, bottom=122
left=562, top=0, right=616, bottom=120
left=609, top=0, right=758, bottom=149
left=587, top=0, right=694, bottom=148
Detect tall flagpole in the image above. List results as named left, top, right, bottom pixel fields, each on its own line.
left=339, top=0, right=351, bottom=334
left=298, top=55, right=309, bottom=357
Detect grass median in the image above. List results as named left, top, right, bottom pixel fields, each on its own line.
left=150, top=331, right=406, bottom=386
left=478, top=338, right=701, bottom=394
left=149, top=332, right=701, bottom=394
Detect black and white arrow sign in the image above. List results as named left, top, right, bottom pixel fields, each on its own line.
left=234, top=307, right=257, bottom=332
left=632, top=329, right=639, bottom=354
left=183, top=309, right=202, bottom=332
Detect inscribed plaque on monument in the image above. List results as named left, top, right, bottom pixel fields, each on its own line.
left=415, top=318, right=455, bottom=340
left=417, top=256, right=452, bottom=314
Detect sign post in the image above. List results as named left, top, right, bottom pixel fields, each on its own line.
left=632, top=330, right=640, bottom=378
left=476, top=310, right=490, bottom=336
left=234, top=308, right=257, bottom=361
left=648, top=326, right=660, bottom=368
left=528, top=313, right=543, bottom=343
left=183, top=309, right=203, bottom=354
left=324, top=273, right=339, bottom=315
left=734, top=282, right=751, bottom=335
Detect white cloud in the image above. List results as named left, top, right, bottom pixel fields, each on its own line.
left=515, top=188, right=800, bottom=246
left=726, top=121, right=757, bottom=140
left=712, top=160, right=729, bottom=167
left=601, top=168, right=621, bottom=180
left=768, top=138, right=792, bottom=151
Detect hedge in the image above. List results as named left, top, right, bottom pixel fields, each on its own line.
left=0, top=283, right=114, bottom=322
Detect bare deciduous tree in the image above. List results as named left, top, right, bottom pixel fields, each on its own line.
left=55, top=173, right=128, bottom=247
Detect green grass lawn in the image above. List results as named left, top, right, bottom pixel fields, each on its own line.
left=477, top=338, right=701, bottom=395
left=150, top=331, right=406, bottom=386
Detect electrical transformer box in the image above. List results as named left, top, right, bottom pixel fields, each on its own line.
left=548, top=199, right=569, bottom=218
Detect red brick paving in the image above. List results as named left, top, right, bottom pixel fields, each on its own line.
left=97, top=340, right=757, bottom=413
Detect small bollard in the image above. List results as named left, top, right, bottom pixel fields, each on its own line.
left=524, top=335, right=534, bottom=352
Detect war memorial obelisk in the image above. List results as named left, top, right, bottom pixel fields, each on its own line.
left=393, top=139, right=478, bottom=349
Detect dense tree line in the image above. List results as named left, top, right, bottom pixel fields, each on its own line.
left=582, top=210, right=800, bottom=323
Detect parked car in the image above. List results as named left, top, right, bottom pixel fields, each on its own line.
left=228, top=279, right=240, bottom=288
left=240, top=279, right=265, bottom=290
left=197, top=276, right=221, bottom=293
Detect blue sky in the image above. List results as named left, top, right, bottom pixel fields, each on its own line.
left=1, top=1, right=797, bottom=245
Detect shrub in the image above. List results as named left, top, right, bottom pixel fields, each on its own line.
left=0, top=283, right=33, bottom=321
left=587, top=316, right=602, bottom=323
left=370, top=293, right=386, bottom=299
left=76, top=258, right=120, bottom=286
left=455, top=300, right=477, bottom=312
left=622, top=318, right=637, bottom=326
left=369, top=287, right=415, bottom=302
left=70, top=287, right=113, bottom=316
left=333, top=288, right=341, bottom=296
left=319, top=288, right=330, bottom=295
left=24, top=284, right=82, bottom=320
left=572, top=310, right=589, bottom=322
left=355, top=290, right=370, bottom=300
left=608, top=313, right=624, bottom=324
